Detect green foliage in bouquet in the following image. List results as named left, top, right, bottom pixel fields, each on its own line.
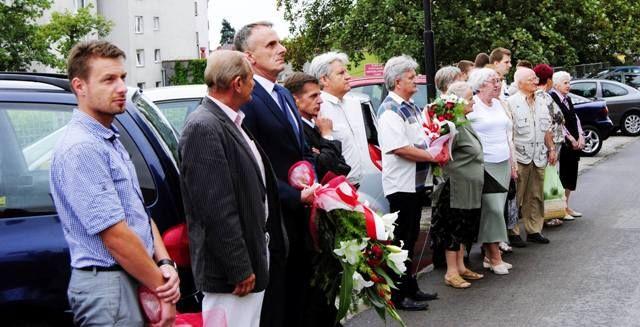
left=311, top=209, right=406, bottom=326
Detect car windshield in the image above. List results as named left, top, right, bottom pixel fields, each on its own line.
left=131, top=90, right=180, bottom=168
left=154, top=98, right=201, bottom=133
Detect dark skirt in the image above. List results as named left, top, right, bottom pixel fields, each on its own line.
left=429, top=181, right=481, bottom=252
left=559, top=143, right=580, bottom=191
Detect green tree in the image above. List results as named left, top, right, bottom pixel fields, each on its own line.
left=0, top=0, right=52, bottom=71
left=220, top=18, right=236, bottom=46
left=38, top=4, right=113, bottom=71
left=278, top=0, right=640, bottom=71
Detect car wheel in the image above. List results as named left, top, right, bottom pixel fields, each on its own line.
left=581, top=125, right=602, bottom=157
left=621, top=111, right=640, bottom=136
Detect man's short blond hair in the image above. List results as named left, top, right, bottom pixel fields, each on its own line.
left=204, top=50, right=252, bottom=91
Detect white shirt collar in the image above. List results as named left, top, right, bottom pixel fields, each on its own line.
left=388, top=91, right=407, bottom=105
left=254, top=74, right=276, bottom=94
left=208, top=95, right=245, bottom=125
left=301, top=116, right=314, bottom=128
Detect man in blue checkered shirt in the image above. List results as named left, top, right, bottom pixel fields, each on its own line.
left=50, top=40, right=179, bottom=326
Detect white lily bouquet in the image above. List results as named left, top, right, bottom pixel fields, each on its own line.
left=288, top=161, right=408, bottom=326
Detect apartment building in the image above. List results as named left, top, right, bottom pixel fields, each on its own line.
left=45, top=0, right=209, bottom=89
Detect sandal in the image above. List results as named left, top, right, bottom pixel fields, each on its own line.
left=444, top=274, right=471, bottom=289
left=460, top=269, right=484, bottom=280
left=544, top=218, right=564, bottom=227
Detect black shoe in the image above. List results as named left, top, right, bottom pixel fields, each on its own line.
left=508, top=235, right=527, bottom=248
left=527, top=233, right=550, bottom=244
left=411, top=290, right=438, bottom=301
left=395, top=298, right=429, bottom=311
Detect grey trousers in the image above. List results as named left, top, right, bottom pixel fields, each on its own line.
left=67, top=268, right=144, bottom=326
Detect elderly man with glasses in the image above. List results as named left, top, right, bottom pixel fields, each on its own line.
left=506, top=68, right=557, bottom=245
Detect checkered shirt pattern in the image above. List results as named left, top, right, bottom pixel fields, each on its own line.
left=50, top=110, right=154, bottom=268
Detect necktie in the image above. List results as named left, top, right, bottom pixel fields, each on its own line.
left=274, top=85, right=300, bottom=143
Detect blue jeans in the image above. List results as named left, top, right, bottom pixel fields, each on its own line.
left=67, top=269, right=144, bottom=326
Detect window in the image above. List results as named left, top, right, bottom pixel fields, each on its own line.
left=0, top=103, right=158, bottom=218
left=137, top=82, right=146, bottom=90
left=74, top=0, right=86, bottom=10
left=135, top=16, right=144, bottom=34
left=602, top=82, right=628, bottom=97
left=136, top=49, right=145, bottom=67
left=570, top=82, right=597, bottom=98
left=153, top=16, right=160, bottom=30
left=350, top=84, right=385, bottom=112
left=154, top=98, right=202, bottom=133
left=132, top=92, right=180, bottom=166
left=155, top=81, right=162, bottom=88
left=194, top=1, right=198, bottom=16
left=154, top=49, right=161, bottom=63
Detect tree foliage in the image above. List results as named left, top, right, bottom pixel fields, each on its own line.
left=38, top=4, right=113, bottom=71
left=219, top=18, right=236, bottom=46
left=278, top=0, right=640, bottom=72
left=0, top=0, right=52, bottom=71
left=0, top=0, right=112, bottom=72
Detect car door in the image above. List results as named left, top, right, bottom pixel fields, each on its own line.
left=600, top=81, right=633, bottom=126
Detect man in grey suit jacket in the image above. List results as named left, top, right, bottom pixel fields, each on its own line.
left=179, top=50, right=280, bottom=327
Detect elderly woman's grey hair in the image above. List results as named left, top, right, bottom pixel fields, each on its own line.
left=383, top=55, right=419, bottom=91
left=305, top=51, right=349, bottom=87
left=233, top=21, right=274, bottom=52
left=552, top=71, right=571, bottom=87
left=435, top=66, right=461, bottom=94
left=446, top=81, right=472, bottom=98
left=467, top=67, right=498, bottom=93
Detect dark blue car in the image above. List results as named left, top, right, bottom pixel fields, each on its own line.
left=568, top=93, right=614, bottom=156
left=0, top=73, right=196, bottom=325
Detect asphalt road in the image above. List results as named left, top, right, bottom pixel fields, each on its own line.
left=347, top=136, right=640, bottom=327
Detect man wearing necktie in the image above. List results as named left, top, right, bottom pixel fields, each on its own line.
left=235, top=21, right=318, bottom=327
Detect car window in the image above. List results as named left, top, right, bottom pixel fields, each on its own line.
left=601, top=82, right=628, bottom=97
left=154, top=98, right=201, bottom=134
left=413, top=84, right=428, bottom=109
left=571, top=82, right=597, bottom=98
left=131, top=91, right=180, bottom=168
left=352, top=84, right=385, bottom=111
left=608, top=74, right=623, bottom=83
left=0, top=103, right=159, bottom=219
left=567, top=93, right=591, bottom=105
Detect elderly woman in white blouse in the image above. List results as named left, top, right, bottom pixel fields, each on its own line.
left=466, top=68, right=514, bottom=275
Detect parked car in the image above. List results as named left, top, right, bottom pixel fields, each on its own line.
left=570, top=79, right=640, bottom=136
left=600, top=72, right=640, bottom=89
left=0, top=73, right=197, bottom=326
left=589, top=65, right=640, bottom=79
left=566, top=93, right=614, bottom=156
left=348, top=76, right=613, bottom=156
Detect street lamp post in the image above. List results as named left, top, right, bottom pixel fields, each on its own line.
left=423, top=0, right=437, bottom=102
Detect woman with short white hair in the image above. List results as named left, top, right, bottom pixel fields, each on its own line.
left=466, top=68, right=513, bottom=275
left=435, top=66, right=463, bottom=94
left=549, top=71, right=584, bottom=219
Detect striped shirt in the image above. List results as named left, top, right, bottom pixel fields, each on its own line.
left=50, top=110, right=154, bottom=268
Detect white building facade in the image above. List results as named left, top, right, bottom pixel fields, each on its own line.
left=45, top=0, right=209, bottom=89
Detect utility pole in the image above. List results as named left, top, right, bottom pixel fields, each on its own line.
left=423, top=0, right=437, bottom=102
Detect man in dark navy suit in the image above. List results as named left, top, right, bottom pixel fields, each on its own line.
left=235, top=21, right=318, bottom=327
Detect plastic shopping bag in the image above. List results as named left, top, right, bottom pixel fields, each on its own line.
left=543, top=165, right=566, bottom=219
left=543, top=165, right=564, bottom=200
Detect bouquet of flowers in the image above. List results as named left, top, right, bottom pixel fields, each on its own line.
left=423, top=93, right=470, bottom=175
left=289, top=162, right=408, bottom=326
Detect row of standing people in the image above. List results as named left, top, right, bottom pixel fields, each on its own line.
left=49, top=27, right=584, bottom=327
left=429, top=48, right=585, bottom=290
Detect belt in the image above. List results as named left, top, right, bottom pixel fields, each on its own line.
left=76, top=265, right=123, bottom=272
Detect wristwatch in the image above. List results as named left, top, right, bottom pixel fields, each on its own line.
left=157, top=258, right=177, bottom=270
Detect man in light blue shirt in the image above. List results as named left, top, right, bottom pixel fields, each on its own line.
left=50, top=40, right=179, bottom=326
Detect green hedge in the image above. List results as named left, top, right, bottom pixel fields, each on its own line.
left=170, top=59, right=207, bottom=85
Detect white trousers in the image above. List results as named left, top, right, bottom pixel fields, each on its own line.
left=202, top=291, right=265, bottom=327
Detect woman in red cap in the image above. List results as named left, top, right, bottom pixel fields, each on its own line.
left=533, top=64, right=566, bottom=227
